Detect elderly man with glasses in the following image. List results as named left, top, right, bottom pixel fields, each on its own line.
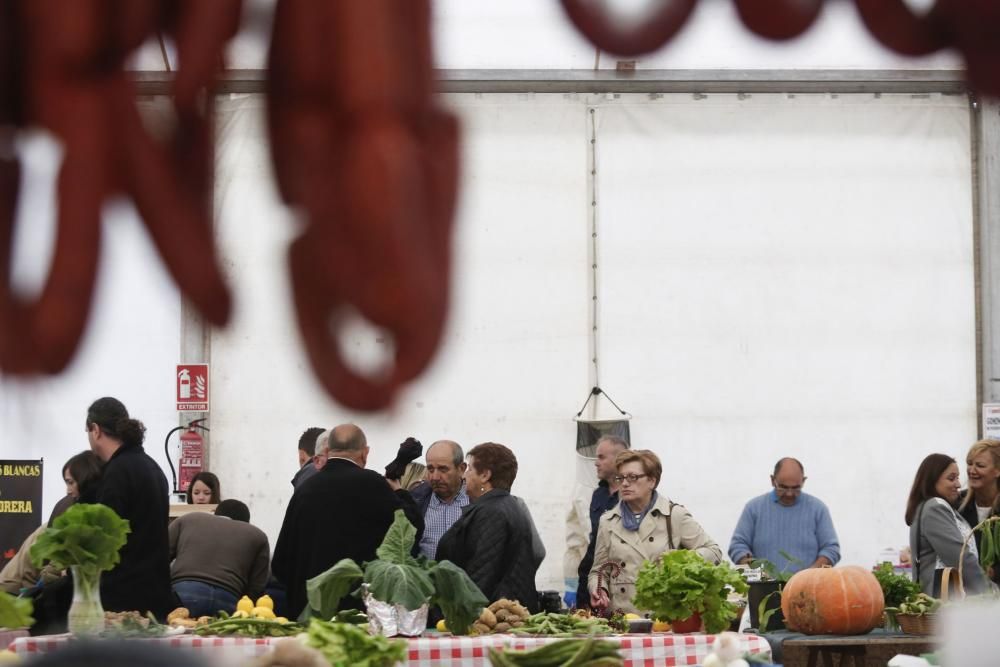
left=728, top=457, right=840, bottom=573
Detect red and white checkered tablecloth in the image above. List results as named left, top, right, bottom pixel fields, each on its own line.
left=8, top=633, right=274, bottom=659
left=404, top=633, right=771, bottom=667
left=9, top=632, right=771, bottom=666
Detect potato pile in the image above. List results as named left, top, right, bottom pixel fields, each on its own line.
left=471, top=599, right=531, bottom=635
left=167, top=607, right=212, bottom=629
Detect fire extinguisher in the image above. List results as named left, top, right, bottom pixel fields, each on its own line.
left=164, top=418, right=210, bottom=496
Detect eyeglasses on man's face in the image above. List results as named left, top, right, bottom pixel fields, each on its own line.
left=774, top=483, right=803, bottom=493
left=613, top=473, right=648, bottom=485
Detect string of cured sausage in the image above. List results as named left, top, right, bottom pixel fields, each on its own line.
left=560, top=0, right=1000, bottom=95
left=267, top=0, right=458, bottom=410
left=0, top=0, right=237, bottom=375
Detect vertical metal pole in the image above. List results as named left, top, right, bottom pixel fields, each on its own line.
left=977, top=96, right=1000, bottom=428
left=587, top=105, right=600, bottom=420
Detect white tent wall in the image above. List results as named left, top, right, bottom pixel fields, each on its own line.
left=591, top=93, right=976, bottom=568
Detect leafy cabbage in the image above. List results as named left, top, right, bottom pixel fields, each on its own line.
left=301, top=510, right=487, bottom=635
left=633, top=549, right=748, bottom=634
left=29, top=503, right=130, bottom=578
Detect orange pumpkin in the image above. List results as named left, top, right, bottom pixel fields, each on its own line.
left=780, top=566, right=884, bottom=635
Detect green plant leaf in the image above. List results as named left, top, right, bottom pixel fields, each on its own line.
left=871, top=562, right=920, bottom=609
left=306, top=618, right=406, bottom=667
left=364, top=559, right=435, bottom=610
left=757, top=589, right=781, bottom=631
left=375, top=510, right=419, bottom=566
left=428, top=560, right=488, bottom=636
left=30, top=503, right=130, bottom=573
left=0, top=592, right=33, bottom=629
left=751, top=554, right=799, bottom=583
left=303, top=558, right=364, bottom=622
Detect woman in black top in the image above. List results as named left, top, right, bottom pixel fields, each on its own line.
left=436, top=443, right=539, bottom=612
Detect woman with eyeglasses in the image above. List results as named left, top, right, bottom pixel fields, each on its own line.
left=587, top=449, right=722, bottom=615
left=906, top=453, right=990, bottom=595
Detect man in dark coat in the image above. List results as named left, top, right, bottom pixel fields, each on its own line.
left=291, top=426, right=324, bottom=488
left=85, top=396, right=175, bottom=619
left=576, top=435, right=627, bottom=608
left=272, top=424, right=424, bottom=619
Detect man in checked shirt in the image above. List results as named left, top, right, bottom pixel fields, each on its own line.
left=412, top=440, right=469, bottom=559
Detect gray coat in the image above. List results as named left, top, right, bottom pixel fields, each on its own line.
left=909, top=497, right=989, bottom=596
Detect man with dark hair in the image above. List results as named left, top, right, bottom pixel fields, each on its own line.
left=729, top=457, right=840, bottom=573
left=84, top=396, right=175, bottom=619
left=215, top=499, right=252, bottom=523
left=292, top=426, right=324, bottom=488
left=575, top=435, right=628, bottom=608
left=272, top=424, right=424, bottom=618
left=169, top=498, right=270, bottom=617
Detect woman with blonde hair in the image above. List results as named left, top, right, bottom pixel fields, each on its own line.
left=958, top=439, right=1000, bottom=583
left=587, top=449, right=722, bottom=615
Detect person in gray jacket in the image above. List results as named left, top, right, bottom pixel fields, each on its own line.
left=906, top=453, right=989, bottom=596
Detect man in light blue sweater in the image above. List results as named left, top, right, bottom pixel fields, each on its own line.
left=728, top=457, right=840, bottom=573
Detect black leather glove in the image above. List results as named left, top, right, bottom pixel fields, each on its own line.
left=385, top=437, right=422, bottom=480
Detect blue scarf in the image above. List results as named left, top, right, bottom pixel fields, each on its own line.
left=620, top=491, right=658, bottom=532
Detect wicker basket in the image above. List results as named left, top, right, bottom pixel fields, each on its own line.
left=896, top=612, right=936, bottom=636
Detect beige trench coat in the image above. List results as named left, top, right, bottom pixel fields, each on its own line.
left=586, top=494, right=723, bottom=616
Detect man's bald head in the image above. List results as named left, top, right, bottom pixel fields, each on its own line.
left=426, top=439, right=466, bottom=502
left=328, top=424, right=368, bottom=466
left=427, top=440, right=463, bottom=467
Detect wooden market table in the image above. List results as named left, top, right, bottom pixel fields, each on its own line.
left=764, top=629, right=934, bottom=667
left=9, top=631, right=772, bottom=666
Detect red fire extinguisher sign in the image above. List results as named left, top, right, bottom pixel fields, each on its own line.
left=178, top=429, right=204, bottom=492
left=176, top=364, right=209, bottom=412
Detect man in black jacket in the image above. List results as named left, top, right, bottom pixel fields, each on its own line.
left=291, top=426, right=324, bottom=488
left=272, top=424, right=424, bottom=619
left=85, top=396, right=175, bottom=619
left=576, top=435, right=627, bottom=608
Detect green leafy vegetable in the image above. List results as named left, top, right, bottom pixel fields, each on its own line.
left=0, top=591, right=33, bottom=629
left=375, top=513, right=418, bottom=565
left=306, top=617, right=407, bottom=667
left=872, top=562, right=920, bottom=609
left=30, top=503, right=130, bottom=578
left=365, top=559, right=435, bottom=610
left=633, top=550, right=748, bottom=634
left=302, top=510, right=487, bottom=635
left=304, top=559, right=364, bottom=622
left=429, top=560, right=489, bottom=637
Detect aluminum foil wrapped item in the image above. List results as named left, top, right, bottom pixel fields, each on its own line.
left=363, top=585, right=428, bottom=637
